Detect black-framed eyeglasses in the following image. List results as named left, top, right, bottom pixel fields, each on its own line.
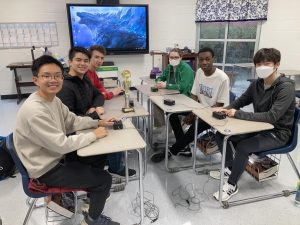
left=38, top=73, right=64, bottom=81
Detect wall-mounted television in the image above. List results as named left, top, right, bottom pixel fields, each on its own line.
left=66, top=4, right=149, bottom=55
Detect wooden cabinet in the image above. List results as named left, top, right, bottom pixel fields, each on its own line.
left=150, top=51, right=198, bottom=72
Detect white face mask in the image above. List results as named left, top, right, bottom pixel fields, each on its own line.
left=256, top=66, right=275, bottom=79
left=169, top=59, right=180, bottom=67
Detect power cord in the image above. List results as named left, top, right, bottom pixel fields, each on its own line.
left=131, top=191, right=159, bottom=224
left=171, top=183, right=203, bottom=212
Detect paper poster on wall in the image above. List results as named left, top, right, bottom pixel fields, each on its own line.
left=0, top=22, right=59, bottom=49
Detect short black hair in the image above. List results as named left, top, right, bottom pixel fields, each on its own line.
left=68, top=46, right=91, bottom=61
left=89, top=45, right=107, bottom=56
left=198, top=47, right=215, bottom=58
left=31, top=55, right=63, bottom=77
left=253, top=48, right=281, bottom=65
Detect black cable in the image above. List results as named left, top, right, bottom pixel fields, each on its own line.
left=131, top=191, right=159, bottom=224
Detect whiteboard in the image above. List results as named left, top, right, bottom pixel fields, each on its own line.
left=0, top=22, right=58, bottom=49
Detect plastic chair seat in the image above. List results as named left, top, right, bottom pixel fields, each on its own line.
left=5, top=133, right=81, bottom=225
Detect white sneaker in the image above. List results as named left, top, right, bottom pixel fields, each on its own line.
left=209, top=167, right=231, bottom=180
left=213, top=182, right=238, bottom=201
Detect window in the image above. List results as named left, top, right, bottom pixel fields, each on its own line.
left=196, top=21, right=261, bottom=96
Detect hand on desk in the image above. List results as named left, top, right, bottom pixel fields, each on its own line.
left=156, top=81, right=166, bottom=89
left=112, top=87, right=124, bottom=96
left=213, top=108, right=236, bottom=117
left=98, top=117, right=118, bottom=127
left=93, top=127, right=108, bottom=139
left=87, top=107, right=105, bottom=116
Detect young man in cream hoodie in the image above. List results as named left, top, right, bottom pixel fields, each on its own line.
left=14, top=55, right=119, bottom=225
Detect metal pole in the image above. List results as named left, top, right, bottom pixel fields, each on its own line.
left=193, top=117, right=199, bottom=172
left=219, top=136, right=230, bottom=205
left=137, top=149, right=144, bottom=224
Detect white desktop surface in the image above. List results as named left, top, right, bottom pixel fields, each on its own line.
left=192, top=107, right=274, bottom=135
left=77, top=120, right=146, bottom=157
left=150, top=94, right=202, bottom=113
left=102, top=95, right=149, bottom=119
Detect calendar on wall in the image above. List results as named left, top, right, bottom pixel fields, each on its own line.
left=0, top=22, right=58, bottom=49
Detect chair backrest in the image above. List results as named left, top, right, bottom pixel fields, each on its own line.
left=295, top=90, right=300, bottom=99
left=259, top=107, right=300, bottom=156
left=6, top=133, right=46, bottom=198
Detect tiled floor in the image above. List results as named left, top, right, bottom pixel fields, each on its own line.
left=0, top=97, right=300, bottom=225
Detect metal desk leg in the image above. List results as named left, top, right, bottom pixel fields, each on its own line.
left=125, top=151, right=129, bottom=184
left=142, top=117, right=148, bottom=175
left=193, top=117, right=199, bottom=173
left=149, top=100, right=153, bottom=147
left=137, top=149, right=144, bottom=224
left=164, top=113, right=171, bottom=172
left=219, top=136, right=230, bottom=206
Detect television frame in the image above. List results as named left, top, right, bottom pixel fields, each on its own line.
left=66, top=3, right=149, bottom=55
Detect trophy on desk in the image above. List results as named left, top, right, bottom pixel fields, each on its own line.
left=121, top=70, right=135, bottom=113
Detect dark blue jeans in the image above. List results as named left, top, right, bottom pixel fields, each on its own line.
left=107, top=152, right=124, bottom=173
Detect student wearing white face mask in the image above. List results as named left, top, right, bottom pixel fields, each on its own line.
left=155, top=48, right=194, bottom=96
left=210, top=48, right=295, bottom=202
left=151, top=48, right=194, bottom=162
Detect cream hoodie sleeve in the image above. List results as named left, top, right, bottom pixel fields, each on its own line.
left=26, top=100, right=99, bottom=154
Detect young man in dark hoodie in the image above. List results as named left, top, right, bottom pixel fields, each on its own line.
left=57, top=46, right=136, bottom=178
left=210, top=48, right=295, bottom=201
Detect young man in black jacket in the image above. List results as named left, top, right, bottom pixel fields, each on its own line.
left=57, top=47, right=105, bottom=119
left=211, top=48, right=295, bottom=201
left=57, top=47, right=136, bottom=178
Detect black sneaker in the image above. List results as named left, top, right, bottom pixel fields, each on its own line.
left=108, top=167, right=136, bottom=178
left=81, top=211, right=120, bottom=225
left=150, top=151, right=172, bottom=163
left=176, top=147, right=192, bottom=157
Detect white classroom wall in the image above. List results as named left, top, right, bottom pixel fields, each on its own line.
left=0, top=0, right=299, bottom=96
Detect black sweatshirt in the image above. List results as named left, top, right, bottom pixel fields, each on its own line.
left=228, top=75, right=295, bottom=143
left=57, top=74, right=105, bottom=120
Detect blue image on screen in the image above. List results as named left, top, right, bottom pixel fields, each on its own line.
left=69, top=6, right=147, bottom=50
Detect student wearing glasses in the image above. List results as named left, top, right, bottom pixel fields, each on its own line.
left=14, top=55, right=120, bottom=225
